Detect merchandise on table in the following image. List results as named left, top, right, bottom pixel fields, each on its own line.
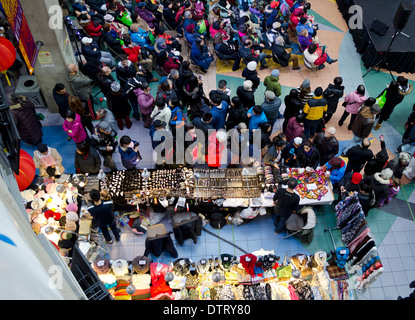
left=91, top=249, right=354, bottom=301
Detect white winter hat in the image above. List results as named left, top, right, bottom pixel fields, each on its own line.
left=111, top=81, right=121, bottom=92
left=216, top=130, right=227, bottom=142
left=81, top=37, right=93, bottom=45
left=380, top=168, right=393, bottom=180
left=247, top=61, right=257, bottom=71
left=243, top=80, right=253, bottom=91
left=293, top=137, right=303, bottom=145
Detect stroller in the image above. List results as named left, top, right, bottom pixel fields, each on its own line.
left=283, top=206, right=317, bottom=244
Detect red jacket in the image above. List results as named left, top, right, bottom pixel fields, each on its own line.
left=83, top=21, right=102, bottom=38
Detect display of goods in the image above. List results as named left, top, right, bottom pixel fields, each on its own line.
left=287, top=167, right=329, bottom=200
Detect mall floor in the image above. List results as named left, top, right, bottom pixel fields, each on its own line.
left=10, top=0, right=415, bottom=300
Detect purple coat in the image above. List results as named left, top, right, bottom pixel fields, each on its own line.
left=134, top=88, right=155, bottom=114
left=135, top=7, right=157, bottom=28
left=285, top=116, right=304, bottom=143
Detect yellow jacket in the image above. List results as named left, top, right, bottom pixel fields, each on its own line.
left=303, top=96, right=328, bottom=121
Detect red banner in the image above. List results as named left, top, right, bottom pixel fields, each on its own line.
left=0, top=0, right=37, bottom=74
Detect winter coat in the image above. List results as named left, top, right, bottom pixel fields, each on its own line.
left=211, top=101, right=229, bottom=130
left=63, top=114, right=87, bottom=144
left=102, top=31, right=124, bottom=55
left=151, top=105, right=172, bottom=130
left=247, top=106, right=268, bottom=131
left=81, top=42, right=102, bottom=63
left=116, top=60, right=137, bottom=87
left=351, top=106, right=375, bottom=139
left=242, top=68, right=260, bottom=90
left=226, top=106, right=248, bottom=130
left=364, top=140, right=388, bottom=177
left=303, top=96, right=327, bottom=121
left=236, top=86, right=255, bottom=109
left=345, top=145, right=373, bottom=171
left=67, top=71, right=93, bottom=101
left=53, top=90, right=70, bottom=119
left=303, top=45, right=328, bottom=66
left=285, top=117, right=304, bottom=143
left=296, top=147, right=320, bottom=169
left=107, top=89, right=131, bottom=119
left=209, top=89, right=230, bottom=105
left=323, top=84, right=345, bottom=115
left=298, top=34, right=313, bottom=52
left=325, top=159, right=346, bottom=185
left=378, top=88, right=405, bottom=120
left=82, top=21, right=103, bottom=38
left=134, top=88, right=155, bottom=115
left=385, top=156, right=408, bottom=179
left=135, top=7, right=157, bottom=29
left=344, top=90, right=367, bottom=114
left=75, top=146, right=101, bottom=174
left=215, top=43, right=239, bottom=61
left=263, top=75, right=282, bottom=97
left=284, top=96, right=302, bottom=120
left=338, top=172, right=361, bottom=194
left=314, top=132, right=339, bottom=165
left=190, top=43, right=214, bottom=70
left=282, top=141, right=302, bottom=168
left=10, top=97, right=43, bottom=146
left=369, top=172, right=391, bottom=207
left=261, top=97, right=282, bottom=123
left=119, top=142, right=142, bottom=170
left=33, top=147, right=65, bottom=177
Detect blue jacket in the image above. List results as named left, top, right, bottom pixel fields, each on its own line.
left=211, top=101, right=229, bottom=130
left=296, top=22, right=314, bottom=36
left=247, top=106, right=268, bottom=131
left=118, top=141, right=141, bottom=169
left=130, top=29, right=148, bottom=47
left=191, top=43, right=213, bottom=69
left=325, top=160, right=346, bottom=185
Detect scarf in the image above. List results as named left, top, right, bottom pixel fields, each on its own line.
left=304, top=147, right=314, bottom=157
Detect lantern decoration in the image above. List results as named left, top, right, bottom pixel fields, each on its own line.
left=13, top=149, right=36, bottom=191
left=0, top=37, right=17, bottom=72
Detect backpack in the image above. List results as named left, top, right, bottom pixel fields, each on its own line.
left=210, top=212, right=226, bottom=229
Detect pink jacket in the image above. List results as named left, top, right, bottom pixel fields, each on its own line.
left=344, top=91, right=367, bottom=114
left=134, top=88, right=155, bottom=115
left=63, top=114, right=87, bottom=143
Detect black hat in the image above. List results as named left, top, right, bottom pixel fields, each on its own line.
left=37, top=143, right=48, bottom=153
left=153, top=120, right=166, bottom=128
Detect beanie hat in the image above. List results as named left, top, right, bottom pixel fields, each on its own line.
left=270, top=1, right=279, bottom=9
left=272, top=22, right=281, bottom=30
left=104, top=14, right=114, bottom=22
left=265, top=90, right=275, bottom=100
left=156, top=37, right=166, bottom=48
left=380, top=168, right=393, bottom=180
left=271, top=69, right=280, bottom=77
left=37, top=143, right=48, bottom=153
left=351, top=172, right=363, bottom=184
left=93, top=258, right=111, bottom=274
left=399, top=152, right=411, bottom=164
left=370, top=104, right=381, bottom=114
left=111, top=81, right=121, bottom=92
left=132, top=256, right=152, bottom=274
left=185, top=24, right=195, bottom=33
left=302, top=78, right=310, bottom=89
left=328, top=156, right=342, bottom=169
left=112, top=259, right=130, bottom=277
left=99, top=120, right=111, bottom=132
left=44, top=209, right=61, bottom=221
left=81, top=37, right=93, bottom=45
left=247, top=61, right=257, bottom=71
left=293, top=137, right=303, bottom=145
left=243, top=80, right=253, bottom=91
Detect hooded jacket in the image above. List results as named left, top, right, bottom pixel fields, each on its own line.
left=264, top=75, right=282, bottom=97
left=325, top=158, right=346, bottom=185
left=63, top=113, right=87, bottom=143
left=369, top=172, right=391, bottom=207
left=285, top=116, right=304, bottom=143
left=211, top=101, right=229, bottom=130
left=344, top=90, right=367, bottom=114
left=351, top=106, right=376, bottom=139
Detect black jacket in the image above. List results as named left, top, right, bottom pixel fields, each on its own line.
left=314, top=132, right=339, bottom=165
left=369, top=173, right=390, bottom=208
left=226, top=106, right=248, bottom=130
left=296, top=147, right=320, bottom=168
left=102, top=32, right=124, bottom=55
left=116, top=62, right=137, bottom=87
left=236, top=86, right=255, bottom=109
left=284, top=95, right=302, bottom=120
left=144, top=234, right=178, bottom=258
left=346, top=145, right=373, bottom=171
left=364, top=140, right=388, bottom=176
left=53, top=90, right=70, bottom=118
left=270, top=43, right=291, bottom=67
left=75, top=146, right=102, bottom=175
left=323, top=84, right=344, bottom=114
left=242, top=68, right=260, bottom=90
left=209, top=89, right=230, bottom=105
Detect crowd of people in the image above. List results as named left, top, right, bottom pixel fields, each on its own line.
left=11, top=1, right=414, bottom=234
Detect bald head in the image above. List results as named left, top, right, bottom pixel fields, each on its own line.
left=67, top=63, right=78, bottom=73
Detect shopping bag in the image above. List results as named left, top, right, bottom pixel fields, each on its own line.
left=376, top=90, right=387, bottom=108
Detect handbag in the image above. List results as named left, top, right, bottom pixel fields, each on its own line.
left=376, top=89, right=387, bottom=108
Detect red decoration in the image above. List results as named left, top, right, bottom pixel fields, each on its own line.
left=0, top=37, right=17, bottom=72
left=13, top=149, right=36, bottom=191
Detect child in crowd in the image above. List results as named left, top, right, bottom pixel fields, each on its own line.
left=379, top=177, right=401, bottom=207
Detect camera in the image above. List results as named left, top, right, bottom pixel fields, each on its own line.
left=134, top=142, right=140, bottom=148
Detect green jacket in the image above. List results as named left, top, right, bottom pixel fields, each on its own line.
left=264, top=75, right=281, bottom=97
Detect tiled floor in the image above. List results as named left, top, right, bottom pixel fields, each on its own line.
left=13, top=0, right=415, bottom=300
